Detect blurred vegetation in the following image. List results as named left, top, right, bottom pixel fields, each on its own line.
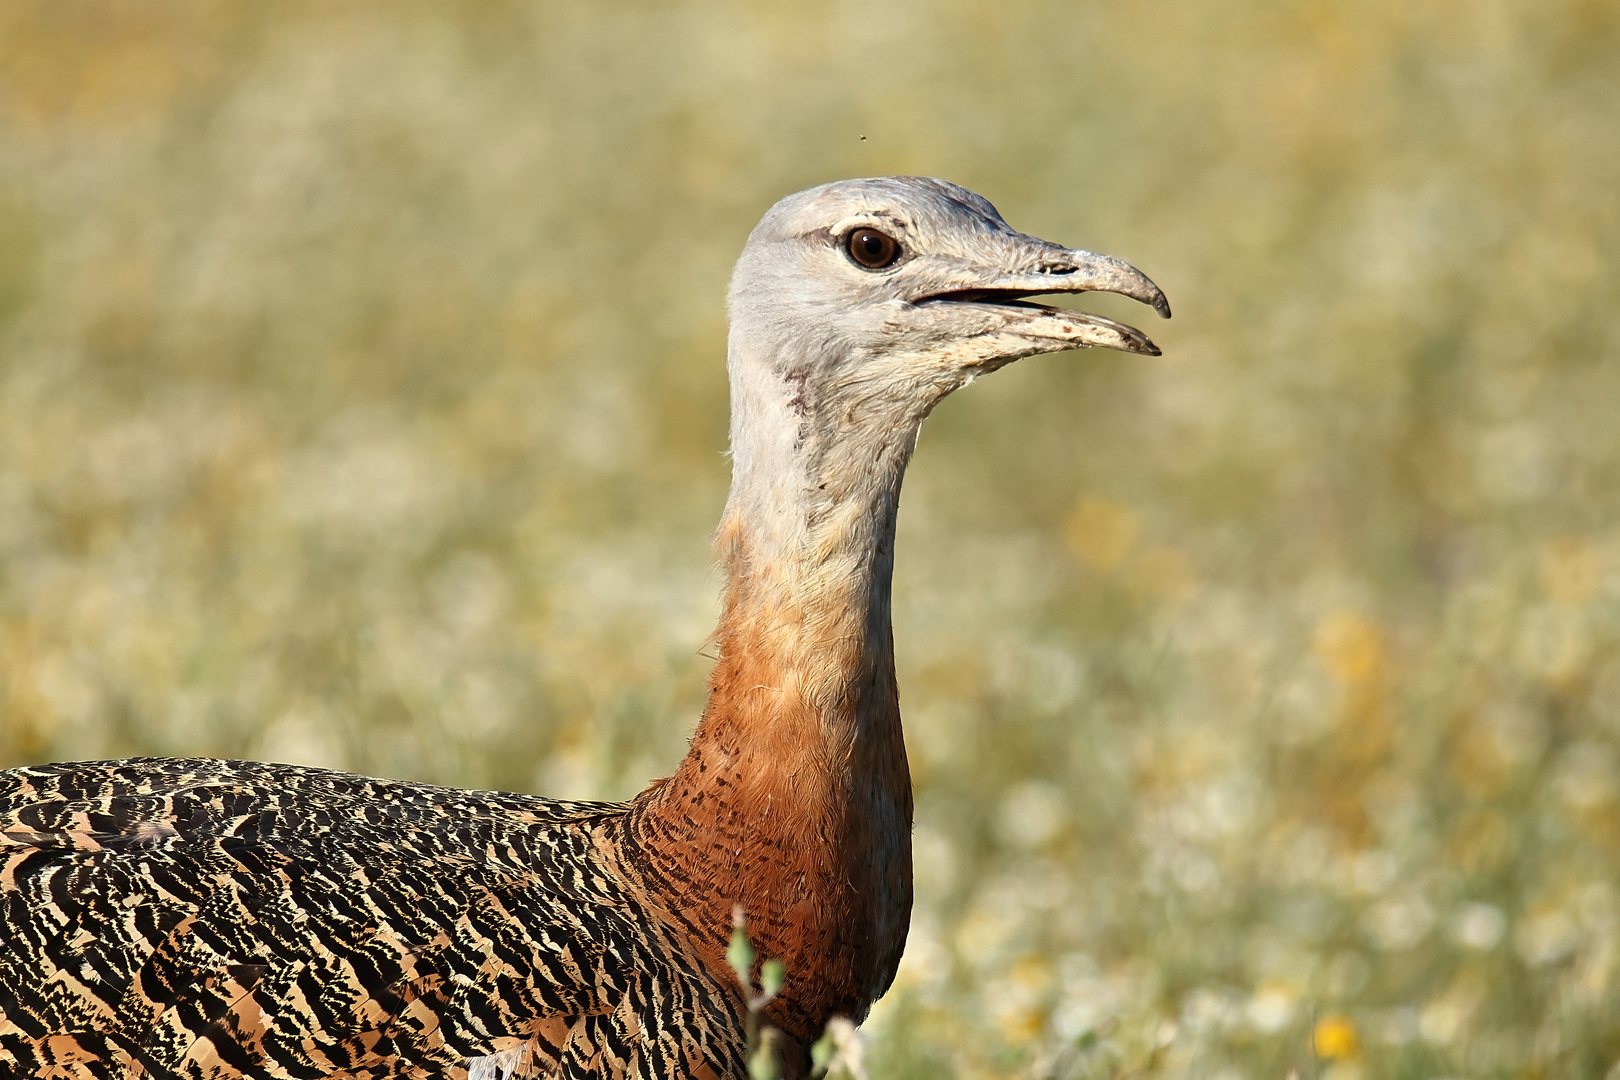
left=1, top=1, right=1618, bottom=1077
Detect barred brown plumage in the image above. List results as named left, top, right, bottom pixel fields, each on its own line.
left=1, top=177, right=1169, bottom=1079
left=1, top=758, right=746, bottom=1078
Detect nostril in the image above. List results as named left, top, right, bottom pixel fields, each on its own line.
left=1035, top=262, right=1077, bottom=275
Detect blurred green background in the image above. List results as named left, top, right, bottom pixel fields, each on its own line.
left=1, top=1, right=1617, bottom=1076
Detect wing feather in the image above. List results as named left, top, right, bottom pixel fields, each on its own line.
left=1, top=759, right=746, bottom=1079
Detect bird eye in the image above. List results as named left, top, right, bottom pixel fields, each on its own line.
left=846, top=228, right=901, bottom=270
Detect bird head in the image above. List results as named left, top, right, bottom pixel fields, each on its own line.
left=727, top=176, right=1169, bottom=430
left=722, top=176, right=1171, bottom=545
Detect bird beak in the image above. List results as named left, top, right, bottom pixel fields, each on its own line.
left=914, top=243, right=1171, bottom=357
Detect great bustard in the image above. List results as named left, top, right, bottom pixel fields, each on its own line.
left=0, top=177, right=1168, bottom=1080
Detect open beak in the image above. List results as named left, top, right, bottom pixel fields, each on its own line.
left=916, top=245, right=1171, bottom=356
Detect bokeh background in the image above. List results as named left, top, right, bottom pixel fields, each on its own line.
left=2, top=2, right=1618, bottom=1076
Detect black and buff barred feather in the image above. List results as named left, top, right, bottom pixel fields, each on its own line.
left=0, top=178, right=1169, bottom=1080
left=0, top=759, right=744, bottom=1079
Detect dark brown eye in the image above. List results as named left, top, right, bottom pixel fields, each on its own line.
left=846, top=228, right=900, bottom=269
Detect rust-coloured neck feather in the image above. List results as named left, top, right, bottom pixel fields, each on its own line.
left=622, top=441, right=915, bottom=1050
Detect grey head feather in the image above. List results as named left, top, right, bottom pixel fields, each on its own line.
left=720, top=176, right=1169, bottom=558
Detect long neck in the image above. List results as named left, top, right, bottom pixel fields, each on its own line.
left=623, top=360, right=918, bottom=1042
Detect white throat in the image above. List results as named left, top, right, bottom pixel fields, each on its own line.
left=718, top=332, right=924, bottom=622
